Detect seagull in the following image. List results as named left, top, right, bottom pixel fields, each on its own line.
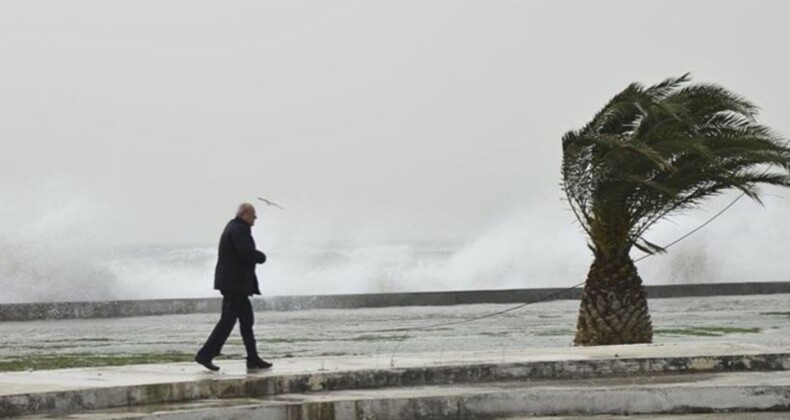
left=257, top=197, right=285, bottom=210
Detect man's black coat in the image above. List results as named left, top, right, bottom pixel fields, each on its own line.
left=214, top=217, right=266, bottom=295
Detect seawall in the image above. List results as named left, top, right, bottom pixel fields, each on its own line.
left=1, top=281, right=788, bottom=322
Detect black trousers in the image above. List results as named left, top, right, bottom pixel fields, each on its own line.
left=197, top=293, right=258, bottom=360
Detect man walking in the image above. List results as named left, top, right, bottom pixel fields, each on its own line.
left=195, top=203, right=272, bottom=372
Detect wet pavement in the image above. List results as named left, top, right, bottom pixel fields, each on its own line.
left=1, top=294, right=789, bottom=366
left=3, top=342, right=790, bottom=418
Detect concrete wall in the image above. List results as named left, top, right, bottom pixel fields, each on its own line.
left=1, top=281, right=789, bottom=322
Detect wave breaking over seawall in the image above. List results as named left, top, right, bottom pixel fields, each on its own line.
left=3, top=186, right=790, bottom=304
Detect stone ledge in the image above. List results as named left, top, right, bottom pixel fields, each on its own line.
left=1, top=343, right=789, bottom=418
left=16, top=373, right=790, bottom=419
left=3, top=282, right=790, bottom=321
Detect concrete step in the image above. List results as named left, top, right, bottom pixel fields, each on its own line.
left=17, top=371, right=790, bottom=419
left=512, top=415, right=790, bottom=420
left=3, top=343, right=789, bottom=418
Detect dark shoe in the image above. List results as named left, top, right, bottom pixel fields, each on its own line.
left=246, top=357, right=273, bottom=372
left=195, top=355, right=220, bottom=371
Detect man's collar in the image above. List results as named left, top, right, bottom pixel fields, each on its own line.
left=234, top=216, right=251, bottom=226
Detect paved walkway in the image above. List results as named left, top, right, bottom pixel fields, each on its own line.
left=3, top=342, right=790, bottom=418
left=1, top=342, right=783, bottom=398
left=520, top=415, right=790, bottom=419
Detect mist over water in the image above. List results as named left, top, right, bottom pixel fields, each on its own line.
left=0, top=185, right=120, bottom=303
left=2, top=183, right=789, bottom=304
left=0, top=195, right=589, bottom=303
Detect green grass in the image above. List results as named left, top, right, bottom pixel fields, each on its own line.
left=478, top=332, right=511, bottom=337
left=349, top=334, right=411, bottom=342
left=229, top=335, right=412, bottom=345
left=316, top=352, right=353, bottom=357
left=228, top=337, right=339, bottom=345
left=655, top=327, right=761, bottom=337
left=534, top=329, right=575, bottom=336
left=0, top=352, right=194, bottom=372
left=761, top=311, right=790, bottom=318
left=39, top=338, right=115, bottom=343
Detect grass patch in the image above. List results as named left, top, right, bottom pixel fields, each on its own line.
left=231, top=335, right=412, bottom=344
left=479, top=331, right=511, bottom=337
left=228, top=337, right=328, bottom=345
left=349, top=334, right=411, bottom=342
left=0, top=352, right=194, bottom=372
left=655, top=327, right=761, bottom=337
left=761, top=311, right=790, bottom=318
left=534, top=329, right=574, bottom=336
left=15, top=344, right=111, bottom=350
left=39, top=338, right=115, bottom=343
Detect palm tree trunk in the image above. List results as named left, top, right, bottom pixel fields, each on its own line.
left=574, top=254, right=653, bottom=346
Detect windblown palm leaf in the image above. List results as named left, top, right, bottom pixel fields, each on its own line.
left=562, top=74, right=790, bottom=345
left=563, top=73, right=790, bottom=258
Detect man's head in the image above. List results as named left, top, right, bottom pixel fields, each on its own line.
left=236, top=203, right=258, bottom=226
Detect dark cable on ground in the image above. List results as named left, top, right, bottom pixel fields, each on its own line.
left=376, top=281, right=586, bottom=333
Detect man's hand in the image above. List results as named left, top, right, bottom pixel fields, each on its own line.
left=255, top=251, right=267, bottom=264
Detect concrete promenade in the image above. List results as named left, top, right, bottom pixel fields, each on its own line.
left=4, top=342, right=790, bottom=418
left=3, top=281, right=790, bottom=321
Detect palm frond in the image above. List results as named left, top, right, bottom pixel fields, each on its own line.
left=561, top=74, right=790, bottom=258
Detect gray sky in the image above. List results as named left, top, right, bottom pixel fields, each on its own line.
left=2, top=0, right=790, bottom=249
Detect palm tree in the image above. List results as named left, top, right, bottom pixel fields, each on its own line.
left=562, top=74, right=790, bottom=346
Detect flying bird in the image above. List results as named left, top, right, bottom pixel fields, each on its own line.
left=257, top=197, right=285, bottom=210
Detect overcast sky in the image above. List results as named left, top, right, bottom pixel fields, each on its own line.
left=2, top=0, right=790, bottom=249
